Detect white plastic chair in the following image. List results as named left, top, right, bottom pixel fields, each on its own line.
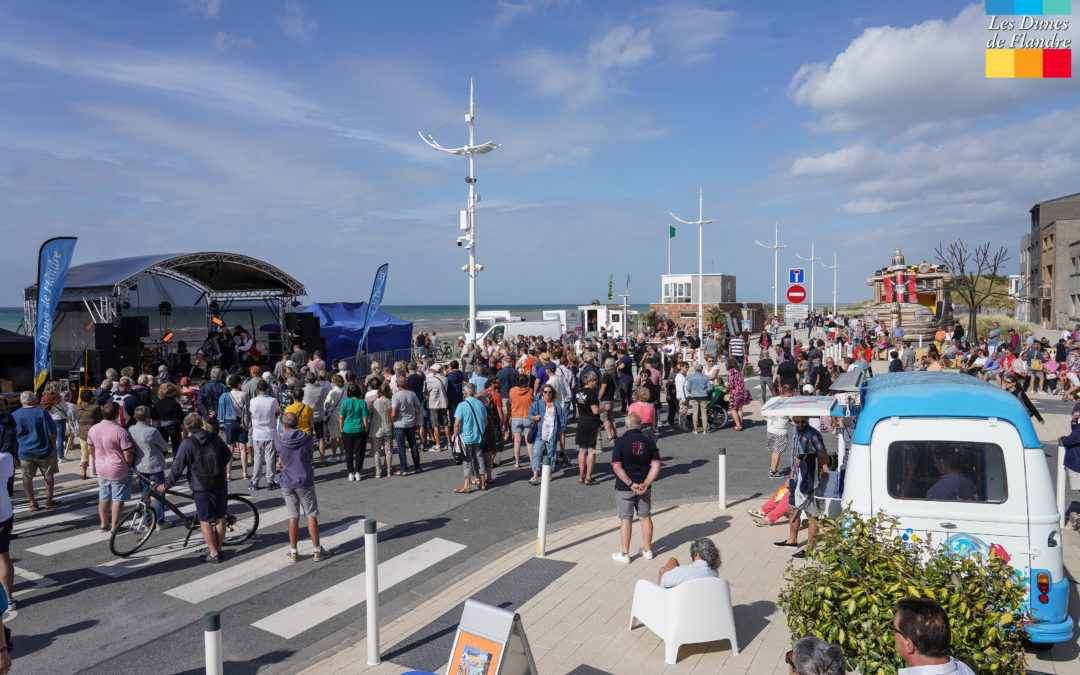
left=628, top=576, right=739, bottom=664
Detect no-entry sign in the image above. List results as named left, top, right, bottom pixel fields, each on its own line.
left=786, top=284, right=807, bottom=303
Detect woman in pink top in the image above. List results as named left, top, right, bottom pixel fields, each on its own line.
left=627, top=387, right=657, bottom=439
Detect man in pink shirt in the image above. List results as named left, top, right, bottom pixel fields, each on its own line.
left=86, top=402, right=135, bottom=531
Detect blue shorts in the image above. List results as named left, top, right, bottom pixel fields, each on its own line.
left=224, top=421, right=247, bottom=445
left=193, top=487, right=229, bottom=523
left=98, top=475, right=132, bottom=502
left=311, top=421, right=326, bottom=440
left=511, top=418, right=533, bottom=435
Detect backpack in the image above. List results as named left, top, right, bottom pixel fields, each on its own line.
left=110, top=393, right=131, bottom=426
left=190, top=436, right=225, bottom=492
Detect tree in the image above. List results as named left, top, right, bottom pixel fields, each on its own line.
left=642, top=310, right=660, bottom=330
left=934, top=241, right=1010, bottom=341
left=707, top=306, right=725, bottom=328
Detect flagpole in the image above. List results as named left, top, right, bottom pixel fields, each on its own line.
left=667, top=225, right=671, bottom=276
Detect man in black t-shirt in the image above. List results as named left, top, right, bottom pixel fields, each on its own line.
left=610, top=413, right=662, bottom=563
left=598, top=359, right=619, bottom=442
left=776, top=352, right=799, bottom=393
left=574, top=372, right=602, bottom=485
left=757, top=353, right=776, bottom=403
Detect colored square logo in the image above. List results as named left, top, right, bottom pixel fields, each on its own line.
left=986, top=49, right=1015, bottom=77
left=1044, top=49, right=1072, bottom=77
left=1042, top=0, right=1072, bottom=14
left=1014, top=0, right=1044, bottom=13
left=1015, top=49, right=1044, bottom=76
left=986, top=0, right=1015, bottom=14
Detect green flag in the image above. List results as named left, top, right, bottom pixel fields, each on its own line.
left=669, top=225, right=676, bottom=238
left=608, top=274, right=614, bottom=302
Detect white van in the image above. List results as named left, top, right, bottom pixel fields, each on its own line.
left=763, top=372, right=1072, bottom=644
left=478, top=320, right=563, bottom=344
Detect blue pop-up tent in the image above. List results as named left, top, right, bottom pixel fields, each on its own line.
left=302, top=302, right=412, bottom=361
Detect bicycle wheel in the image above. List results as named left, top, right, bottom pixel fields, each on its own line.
left=110, top=501, right=156, bottom=557
left=221, top=494, right=259, bottom=546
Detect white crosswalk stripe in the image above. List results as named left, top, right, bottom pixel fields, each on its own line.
left=14, top=485, right=100, bottom=513
left=27, top=528, right=111, bottom=556
left=14, top=505, right=98, bottom=534
left=164, top=518, right=379, bottom=604
left=13, top=566, right=57, bottom=590
left=91, top=505, right=292, bottom=579
left=252, top=537, right=466, bottom=639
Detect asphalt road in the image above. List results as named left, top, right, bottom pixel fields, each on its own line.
left=5, top=375, right=1069, bottom=674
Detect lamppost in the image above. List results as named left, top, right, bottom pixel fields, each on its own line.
left=821, top=251, right=841, bottom=316
left=670, top=187, right=715, bottom=353
left=754, top=222, right=786, bottom=320
left=419, top=79, right=501, bottom=344
left=796, top=240, right=821, bottom=316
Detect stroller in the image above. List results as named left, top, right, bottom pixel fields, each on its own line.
left=705, top=384, right=731, bottom=430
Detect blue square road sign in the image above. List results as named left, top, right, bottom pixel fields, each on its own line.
left=789, top=268, right=805, bottom=284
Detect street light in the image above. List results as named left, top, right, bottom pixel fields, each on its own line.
left=795, top=240, right=822, bottom=316
left=821, top=251, right=841, bottom=317
left=419, top=79, right=501, bottom=344
left=754, top=222, right=786, bottom=320
left=670, top=187, right=715, bottom=354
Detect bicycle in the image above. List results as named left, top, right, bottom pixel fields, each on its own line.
left=110, top=469, right=260, bottom=557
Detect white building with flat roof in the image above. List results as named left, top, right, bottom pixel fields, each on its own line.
left=660, top=273, right=736, bottom=304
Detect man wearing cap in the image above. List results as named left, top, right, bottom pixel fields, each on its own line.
left=424, top=363, right=450, bottom=452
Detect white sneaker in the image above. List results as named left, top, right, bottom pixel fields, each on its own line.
left=611, top=551, right=631, bottom=564
left=638, top=548, right=654, bottom=560
left=347, top=473, right=355, bottom=481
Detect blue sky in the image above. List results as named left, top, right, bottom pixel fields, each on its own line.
left=2, top=1, right=1079, bottom=308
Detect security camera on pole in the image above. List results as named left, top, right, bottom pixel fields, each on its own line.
left=670, top=187, right=715, bottom=357
left=419, top=79, right=501, bottom=345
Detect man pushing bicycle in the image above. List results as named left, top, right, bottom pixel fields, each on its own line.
left=158, top=413, right=232, bottom=564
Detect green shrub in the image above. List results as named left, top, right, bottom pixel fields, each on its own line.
left=777, top=510, right=1028, bottom=675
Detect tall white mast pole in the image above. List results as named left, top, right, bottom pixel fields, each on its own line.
left=821, top=251, right=842, bottom=316
left=670, top=187, right=715, bottom=358
left=418, top=79, right=501, bottom=346
left=754, top=222, right=786, bottom=320
left=796, top=241, right=821, bottom=316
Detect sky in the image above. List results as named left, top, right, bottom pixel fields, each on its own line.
left=2, top=0, right=1079, bottom=308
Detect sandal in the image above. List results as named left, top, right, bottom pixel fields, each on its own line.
left=584, top=478, right=599, bottom=486
left=45, top=499, right=63, bottom=508
left=28, top=503, right=40, bottom=512
left=453, top=487, right=471, bottom=494
left=393, top=470, right=406, bottom=476
left=578, top=476, right=585, bottom=484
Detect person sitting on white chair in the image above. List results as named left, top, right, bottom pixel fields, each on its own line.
left=656, top=537, right=720, bottom=588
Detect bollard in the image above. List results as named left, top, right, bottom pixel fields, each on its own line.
left=1057, top=445, right=1067, bottom=529
left=204, top=611, right=222, bottom=675
left=537, top=463, right=551, bottom=557
left=364, top=518, right=380, bottom=665
left=717, top=447, right=727, bottom=510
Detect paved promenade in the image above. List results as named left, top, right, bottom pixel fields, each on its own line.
left=295, top=397, right=1080, bottom=675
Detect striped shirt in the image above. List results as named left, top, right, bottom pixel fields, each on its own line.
left=729, top=337, right=746, bottom=358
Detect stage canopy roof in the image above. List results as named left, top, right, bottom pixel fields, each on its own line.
left=24, top=251, right=306, bottom=304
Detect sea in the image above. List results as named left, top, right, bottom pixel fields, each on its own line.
left=0, top=304, right=653, bottom=339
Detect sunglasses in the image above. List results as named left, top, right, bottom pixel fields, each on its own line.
left=785, top=650, right=795, bottom=668
left=888, top=619, right=908, bottom=639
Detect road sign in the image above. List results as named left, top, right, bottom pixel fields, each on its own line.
left=789, top=268, right=805, bottom=284
left=786, top=284, right=807, bottom=303
left=785, top=303, right=809, bottom=319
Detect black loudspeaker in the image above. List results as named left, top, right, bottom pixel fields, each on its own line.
left=86, top=350, right=117, bottom=379
left=116, top=348, right=141, bottom=369
left=299, top=336, right=326, bottom=355
left=267, top=332, right=283, bottom=355
left=119, top=316, right=150, bottom=345
left=285, top=313, right=300, bottom=331
left=94, top=325, right=119, bottom=350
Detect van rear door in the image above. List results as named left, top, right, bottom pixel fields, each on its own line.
left=869, top=418, right=1030, bottom=573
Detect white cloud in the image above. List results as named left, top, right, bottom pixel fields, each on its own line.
left=279, top=0, right=317, bottom=42
left=183, top=0, right=223, bottom=19
left=492, top=0, right=577, bottom=29
left=586, top=25, right=654, bottom=69
left=210, top=31, right=254, bottom=52
left=789, top=3, right=1080, bottom=132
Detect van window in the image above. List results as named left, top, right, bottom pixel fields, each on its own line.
left=491, top=325, right=504, bottom=341
left=886, top=441, right=1007, bottom=503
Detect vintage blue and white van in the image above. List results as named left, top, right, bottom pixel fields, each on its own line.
left=764, top=371, right=1072, bottom=643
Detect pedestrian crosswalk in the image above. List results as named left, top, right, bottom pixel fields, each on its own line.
left=164, top=518, right=382, bottom=604
left=91, top=505, right=292, bottom=578
left=252, top=537, right=466, bottom=639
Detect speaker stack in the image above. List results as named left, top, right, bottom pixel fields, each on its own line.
left=284, top=312, right=325, bottom=356
left=85, top=317, right=150, bottom=380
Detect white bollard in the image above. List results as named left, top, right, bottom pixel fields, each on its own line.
left=1057, top=445, right=1067, bottom=529
left=204, top=611, right=223, bottom=675
left=717, top=447, right=727, bottom=510
left=537, top=463, right=551, bottom=557
left=364, top=518, right=380, bottom=665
